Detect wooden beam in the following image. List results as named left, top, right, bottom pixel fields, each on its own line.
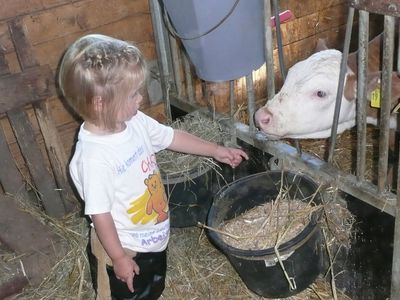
left=0, top=65, right=54, bottom=114
left=8, top=18, right=76, bottom=214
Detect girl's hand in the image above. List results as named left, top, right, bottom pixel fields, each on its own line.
left=214, top=146, right=249, bottom=168
left=112, top=254, right=140, bottom=293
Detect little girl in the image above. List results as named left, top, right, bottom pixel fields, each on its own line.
left=58, top=34, right=248, bottom=300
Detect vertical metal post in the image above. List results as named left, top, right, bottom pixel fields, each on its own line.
left=356, top=10, right=369, bottom=181
left=378, top=16, right=395, bottom=192
left=229, top=80, right=237, bottom=145
left=149, top=0, right=172, bottom=121
left=168, top=36, right=183, bottom=98
left=398, top=21, right=400, bottom=75
left=271, top=0, right=286, bottom=81
left=264, top=0, right=275, bottom=99
left=246, top=73, right=256, bottom=130
left=182, top=51, right=195, bottom=104
left=328, top=7, right=354, bottom=164
left=392, top=170, right=400, bottom=300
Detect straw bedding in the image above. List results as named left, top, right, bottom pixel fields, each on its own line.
left=3, top=185, right=354, bottom=300
left=2, top=113, right=359, bottom=299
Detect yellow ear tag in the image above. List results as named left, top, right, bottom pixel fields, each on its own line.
left=370, top=88, right=381, bottom=108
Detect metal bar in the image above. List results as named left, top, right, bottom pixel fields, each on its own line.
left=272, top=0, right=286, bottom=81
left=246, top=73, right=256, bottom=130
left=229, top=80, right=237, bottom=145
left=391, top=138, right=400, bottom=299
left=356, top=10, right=369, bottom=181
left=349, top=0, right=400, bottom=17
left=168, top=35, right=183, bottom=98
left=378, top=16, right=395, bottom=192
left=149, top=0, right=172, bottom=121
left=182, top=51, right=195, bottom=104
left=264, top=0, right=275, bottom=99
left=328, top=7, right=354, bottom=163
left=398, top=22, right=400, bottom=74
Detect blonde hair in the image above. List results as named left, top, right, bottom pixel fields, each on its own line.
left=58, top=34, right=147, bottom=130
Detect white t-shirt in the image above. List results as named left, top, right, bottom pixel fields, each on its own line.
left=69, top=111, right=174, bottom=252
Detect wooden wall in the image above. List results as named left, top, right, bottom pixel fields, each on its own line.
left=0, top=0, right=164, bottom=173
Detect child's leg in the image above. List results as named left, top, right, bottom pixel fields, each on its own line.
left=107, top=250, right=167, bottom=300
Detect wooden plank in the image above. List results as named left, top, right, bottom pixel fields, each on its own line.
left=7, top=109, right=66, bottom=217
left=30, top=17, right=156, bottom=70
left=0, top=47, right=9, bottom=75
left=23, top=0, right=149, bottom=44
left=0, top=65, right=54, bottom=114
left=0, top=126, right=31, bottom=201
left=280, top=0, right=346, bottom=19
left=0, top=22, right=14, bottom=53
left=0, top=43, right=31, bottom=201
left=278, top=4, right=348, bottom=46
left=34, top=102, right=78, bottom=210
left=0, top=0, right=73, bottom=22
left=9, top=18, right=73, bottom=214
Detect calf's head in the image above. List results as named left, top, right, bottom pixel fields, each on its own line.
left=255, top=49, right=359, bottom=139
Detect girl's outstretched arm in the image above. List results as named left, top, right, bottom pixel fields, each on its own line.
left=167, top=129, right=249, bottom=168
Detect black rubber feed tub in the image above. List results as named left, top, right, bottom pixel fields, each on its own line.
left=207, top=171, right=324, bottom=298
left=163, top=166, right=216, bottom=228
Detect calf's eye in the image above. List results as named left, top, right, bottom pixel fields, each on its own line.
left=316, top=90, right=326, bottom=98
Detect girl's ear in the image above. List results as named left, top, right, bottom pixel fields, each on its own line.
left=93, top=96, right=103, bottom=112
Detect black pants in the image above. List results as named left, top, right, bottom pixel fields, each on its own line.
left=106, top=250, right=167, bottom=300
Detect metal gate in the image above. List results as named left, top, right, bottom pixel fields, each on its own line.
left=149, top=0, right=400, bottom=298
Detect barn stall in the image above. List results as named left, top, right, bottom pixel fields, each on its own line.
left=0, top=0, right=398, bottom=299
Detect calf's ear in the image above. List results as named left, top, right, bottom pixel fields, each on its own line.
left=344, top=71, right=380, bottom=102
left=344, top=73, right=357, bottom=101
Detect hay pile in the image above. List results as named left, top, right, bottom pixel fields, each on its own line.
left=157, top=111, right=230, bottom=180
left=219, top=199, right=316, bottom=250
left=2, top=203, right=95, bottom=300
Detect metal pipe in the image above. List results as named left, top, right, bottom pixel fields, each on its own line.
left=271, top=0, right=303, bottom=155
left=356, top=10, right=369, bottom=181
left=182, top=51, right=195, bottom=104
left=328, top=7, right=354, bottom=163
left=149, top=0, right=172, bottom=121
left=271, top=0, right=286, bottom=81
left=378, top=15, right=395, bottom=192
left=392, top=129, right=400, bottom=299
left=398, top=21, right=400, bottom=74
left=168, top=35, right=183, bottom=98
left=264, top=0, right=275, bottom=99
left=229, top=80, right=237, bottom=145
left=246, top=73, right=256, bottom=130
